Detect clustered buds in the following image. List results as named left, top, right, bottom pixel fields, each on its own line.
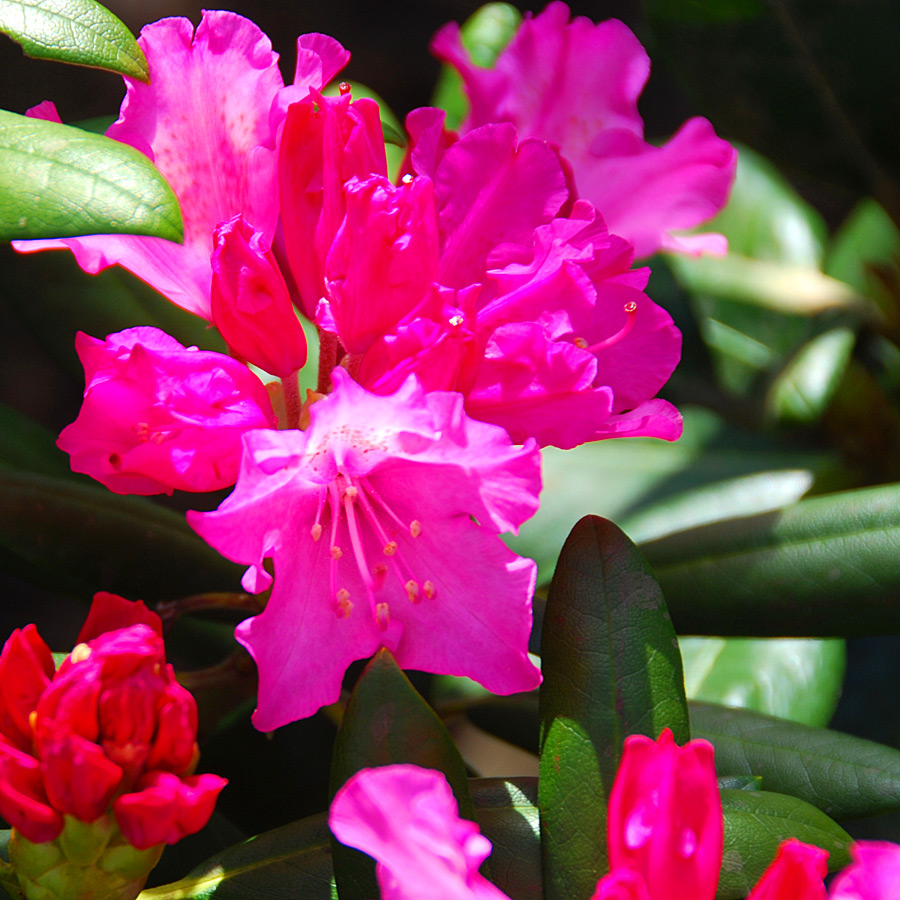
left=0, top=593, right=226, bottom=900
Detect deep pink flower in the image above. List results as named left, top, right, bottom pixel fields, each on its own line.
left=606, top=729, right=722, bottom=900
left=432, top=1, right=736, bottom=258
left=211, top=215, right=308, bottom=377
left=747, top=838, right=828, bottom=900
left=58, top=326, right=276, bottom=495
left=188, top=369, right=542, bottom=729
left=829, top=842, right=900, bottom=900
left=0, top=592, right=226, bottom=848
left=330, top=765, right=509, bottom=900
left=15, top=12, right=347, bottom=320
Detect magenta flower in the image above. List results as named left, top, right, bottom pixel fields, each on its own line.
left=58, top=326, right=276, bottom=495
left=15, top=11, right=348, bottom=320
left=829, top=842, right=900, bottom=900
left=320, top=122, right=681, bottom=449
left=432, top=1, right=736, bottom=258
left=330, top=765, right=509, bottom=900
left=747, top=839, right=828, bottom=900
left=188, top=369, right=542, bottom=729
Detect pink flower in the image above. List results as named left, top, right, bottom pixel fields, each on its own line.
left=829, top=842, right=900, bottom=900
left=210, top=215, right=308, bottom=377
left=58, top=326, right=276, bottom=495
left=0, top=592, right=226, bottom=849
left=188, top=369, right=542, bottom=729
left=747, top=839, right=828, bottom=900
left=604, top=729, right=722, bottom=900
left=15, top=12, right=348, bottom=320
left=329, top=765, right=509, bottom=900
left=431, top=2, right=736, bottom=258
left=323, top=123, right=681, bottom=448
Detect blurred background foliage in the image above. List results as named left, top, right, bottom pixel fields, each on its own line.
left=2, top=0, right=900, bottom=880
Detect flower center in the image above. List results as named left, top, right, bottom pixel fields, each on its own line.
left=310, top=472, right=435, bottom=630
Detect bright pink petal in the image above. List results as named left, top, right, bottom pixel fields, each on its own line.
left=330, top=765, right=510, bottom=900
left=591, top=868, right=652, bottom=900
left=401, top=107, right=458, bottom=181
left=188, top=370, right=541, bottom=728
left=15, top=11, right=286, bottom=319
left=829, top=841, right=900, bottom=900
left=746, top=839, right=827, bottom=900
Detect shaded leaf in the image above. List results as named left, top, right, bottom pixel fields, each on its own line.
left=641, top=482, right=900, bottom=636
left=0, top=0, right=147, bottom=79
left=539, top=516, right=688, bottom=900
left=0, top=110, right=182, bottom=242
left=0, top=403, right=72, bottom=477
left=681, top=637, right=845, bottom=727
left=330, top=649, right=474, bottom=900
left=693, top=701, right=900, bottom=821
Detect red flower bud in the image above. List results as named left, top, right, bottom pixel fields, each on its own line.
left=211, top=215, right=308, bottom=378
left=0, top=626, right=55, bottom=752
left=0, top=746, right=63, bottom=843
left=607, top=729, right=722, bottom=900
left=747, top=839, right=828, bottom=900
left=41, top=731, right=123, bottom=822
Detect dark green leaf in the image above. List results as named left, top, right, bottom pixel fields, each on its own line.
left=766, top=327, right=857, bottom=424
left=0, top=469, right=241, bottom=600
left=471, top=778, right=540, bottom=900
left=693, top=701, right=900, bottom=820
left=140, top=814, right=336, bottom=900
left=0, top=403, right=71, bottom=477
left=0, top=0, right=148, bottom=79
left=0, top=110, right=182, bottom=242
left=432, top=3, right=521, bottom=130
left=539, top=516, right=688, bottom=900
left=641, top=482, right=900, bottom=636
left=330, top=649, right=475, bottom=900
left=718, top=789, right=851, bottom=898
left=680, top=637, right=845, bottom=726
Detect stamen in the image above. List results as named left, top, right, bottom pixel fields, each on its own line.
left=331, top=546, right=343, bottom=560
left=373, top=563, right=388, bottom=589
left=345, top=485, right=358, bottom=501
left=423, top=580, right=436, bottom=600
left=343, top=485, right=377, bottom=607
left=401, top=173, right=414, bottom=184
left=406, top=580, right=420, bottom=604
left=448, top=314, right=464, bottom=328
left=311, top=489, right=326, bottom=541
left=384, top=541, right=398, bottom=556
left=573, top=337, right=588, bottom=349
left=311, top=523, right=322, bottom=541
left=339, top=82, right=351, bottom=95
left=335, top=588, right=353, bottom=618
left=584, top=301, right=638, bottom=354
left=375, top=602, right=391, bottom=631
left=410, top=520, right=422, bottom=538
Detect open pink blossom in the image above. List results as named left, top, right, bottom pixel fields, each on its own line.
left=330, top=765, right=508, bottom=900
left=15, top=12, right=347, bottom=320
left=58, top=326, right=275, bottom=495
left=829, top=842, right=900, bottom=899
left=432, top=2, right=736, bottom=258
left=188, top=369, right=541, bottom=728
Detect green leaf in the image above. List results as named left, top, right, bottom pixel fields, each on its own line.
left=641, top=482, right=900, bottom=636
left=693, top=701, right=900, bottom=820
left=140, top=814, right=337, bottom=900
left=0, top=403, right=72, bottom=477
left=539, top=516, right=688, bottom=900
left=432, top=3, right=522, bottom=130
left=506, top=405, right=832, bottom=582
left=0, top=110, right=182, bottom=242
left=330, top=649, right=475, bottom=900
left=718, top=789, right=851, bottom=898
left=471, top=778, right=541, bottom=900
left=0, top=469, right=241, bottom=600
left=681, top=637, right=845, bottom=726
left=0, top=0, right=148, bottom=79
left=766, top=327, right=857, bottom=424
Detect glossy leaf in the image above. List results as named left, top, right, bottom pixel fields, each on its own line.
left=680, top=637, right=845, bottom=726
left=0, top=110, right=182, bottom=242
left=766, top=327, right=857, bottom=424
left=0, top=0, right=147, bottom=79
left=693, top=701, right=900, bottom=821
left=718, top=789, right=851, bottom=898
left=641, top=482, right=900, bottom=635
left=0, top=469, right=242, bottom=600
left=539, top=516, right=688, bottom=900
left=506, top=405, right=831, bottom=581
left=329, top=649, right=475, bottom=900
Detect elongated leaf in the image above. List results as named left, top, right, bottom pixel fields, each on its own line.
left=539, top=516, right=688, bottom=900
left=693, top=701, right=900, bottom=820
left=719, top=789, right=851, bottom=898
left=680, top=637, right=845, bottom=726
left=0, top=110, right=182, bottom=242
left=330, top=649, right=475, bottom=900
left=472, top=778, right=540, bottom=900
left=140, top=813, right=336, bottom=900
left=641, top=482, right=900, bottom=635
left=0, top=403, right=72, bottom=477
left=0, top=0, right=148, bottom=79
left=0, top=469, right=241, bottom=600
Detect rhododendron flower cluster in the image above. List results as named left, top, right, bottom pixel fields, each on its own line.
left=0, top=592, right=226, bottom=900
left=20, top=3, right=738, bottom=729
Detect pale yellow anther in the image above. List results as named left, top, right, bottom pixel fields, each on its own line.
left=336, top=588, right=353, bottom=618
left=384, top=541, right=398, bottom=556
left=573, top=337, right=588, bottom=349
left=410, top=520, right=422, bottom=538
left=376, top=602, right=391, bottom=631
left=406, top=580, right=420, bottom=604
left=331, top=546, right=343, bottom=560
left=424, top=580, right=436, bottom=600
left=345, top=486, right=358, bottom=500
left=449, top=314, right=464, bottom=327
left=69, top=643, right=91, bottom=664
left=311, top=523, right=323, bottom=541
